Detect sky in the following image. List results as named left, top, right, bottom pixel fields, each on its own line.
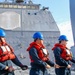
left=0, top=0, right=74, bottom=48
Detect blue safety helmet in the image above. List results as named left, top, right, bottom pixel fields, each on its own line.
left=33, top=32, right=44, bottom=40
left=0, top=29, right=6, bottom=37
left=58, top=35, right=68, bottom=41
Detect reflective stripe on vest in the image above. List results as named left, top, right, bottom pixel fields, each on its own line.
left=42, top=48, right=48, bottom=55
left=0, top=45, right=15, bottom=62
left=1, top=46, right=11, bottom=52
left=61, top=49, right=72, bottom=60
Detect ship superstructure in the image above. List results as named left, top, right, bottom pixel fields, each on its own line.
left=0, top=0, right=60, bottom=75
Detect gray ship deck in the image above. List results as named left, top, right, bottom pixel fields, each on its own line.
left=14, top=67, right=75, bottom=75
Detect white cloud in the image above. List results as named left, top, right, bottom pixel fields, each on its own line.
left=57, top=21, right=74, bottom=48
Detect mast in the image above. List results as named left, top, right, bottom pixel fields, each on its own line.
left=5, top=0, right=7, bottom=2
left=28, top=0, right=33, bottom=4
left=70, top=0, right=75, bottom=46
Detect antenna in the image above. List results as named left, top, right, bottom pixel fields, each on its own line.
left=28, top=0, right=33, bottom=4
left=29, top=0, right=32, bottom=1
left=5, top=0, right=7, bottom=2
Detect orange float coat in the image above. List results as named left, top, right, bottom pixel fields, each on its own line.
left=27, top=42, right=49, bottom=62
left=0, top=43, right=15, bottom=62
left=52, top=43, right=72, bottom=61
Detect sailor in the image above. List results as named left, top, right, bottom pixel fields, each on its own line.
left=27, top=32, right=56, bottom=75
left=52, top=35, right=75, bottom=75
left=0, top=29, right=28, bottom=75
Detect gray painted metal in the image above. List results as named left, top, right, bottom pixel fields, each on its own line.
left=0, top=3, right=59, bottom=31
left=0, top=2, right=61, bottom=74
left=5, top=31, right=60, bottom=65
left=0, top=0, right=60, bottom=66
left=0, top=8, right=59, bottom=31
left=69, top=0, right=75, bottom=70
left=70, top=0, right=75, bottom=44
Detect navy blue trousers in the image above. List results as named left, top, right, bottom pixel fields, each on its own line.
left=55, top=68, right=71, bottom=75
left=30, top=68, right=49, bottom=75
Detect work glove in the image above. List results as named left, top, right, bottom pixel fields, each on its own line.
left=7, top=66, right=15, bottom=72
left=20, top=65, right=28, bottom=70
